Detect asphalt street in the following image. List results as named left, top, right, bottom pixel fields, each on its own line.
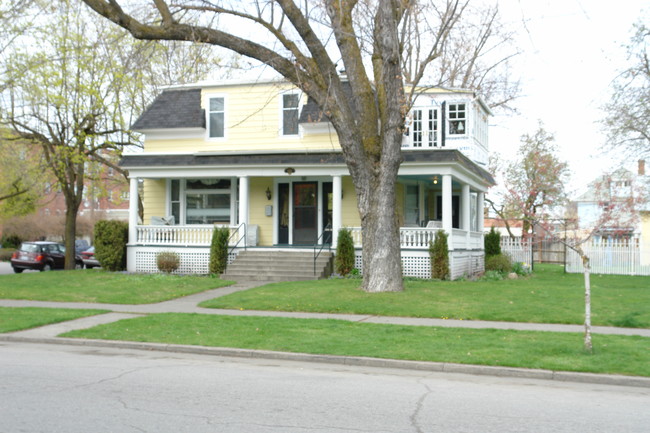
left=1, top=342, right=649, bottom=433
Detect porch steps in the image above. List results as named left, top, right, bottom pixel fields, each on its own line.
left=223, top=250, right=334, bottom=281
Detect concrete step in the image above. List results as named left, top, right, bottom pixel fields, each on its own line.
left=223, top=250, right=333, bottom=281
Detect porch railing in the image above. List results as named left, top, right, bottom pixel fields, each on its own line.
left=135, top=225, right=239, bottom=246
left=348, top=227, right=484, bottom=249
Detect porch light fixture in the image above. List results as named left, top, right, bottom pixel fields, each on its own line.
left=284, top=167, right=295, bottom=175
left=433, top=176, right=438, bottom=185
left=265, top=187, right=272, bottom=200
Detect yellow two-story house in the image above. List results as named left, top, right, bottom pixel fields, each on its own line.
left=121, top=78, right=494, bottom=279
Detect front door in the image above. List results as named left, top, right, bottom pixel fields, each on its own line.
left=293, top=182, right=318, bottom=245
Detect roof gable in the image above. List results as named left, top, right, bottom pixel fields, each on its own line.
left=132, top=89, right=205, bottom=130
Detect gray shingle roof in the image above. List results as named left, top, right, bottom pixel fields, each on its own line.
left=119, top=149, right=495, bottom=185
left=131, top=89, right=205, bottom=130
left=298, top=82, right=357, bottom=124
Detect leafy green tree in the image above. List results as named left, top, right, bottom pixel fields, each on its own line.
left=493, top=124, right=570, bottom=236
left=0, top=0, right=222, bottom=268
left=0, top=130, right=42, bottom=219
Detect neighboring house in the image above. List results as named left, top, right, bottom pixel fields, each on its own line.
left=122, top=78, right=494, bottom=278
left=573, top=161, right=649, bottom=240
left=483, top=217, right=523, bottom=237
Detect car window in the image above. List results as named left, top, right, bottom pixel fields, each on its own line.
left=20, top=243, right=40, bottom=253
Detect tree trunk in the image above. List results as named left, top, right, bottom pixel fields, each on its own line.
left=359, top=163, right=403, bottom=293
left=581, top=254, right=593, bottom=353
left=64, top=205, right=78, bottom=270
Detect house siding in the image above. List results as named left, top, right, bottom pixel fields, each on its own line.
left=341, top=177, right=361, bottom=227
left=249, top=177, right=274, bottom=246
left=143, top=179, right=166, bottom=224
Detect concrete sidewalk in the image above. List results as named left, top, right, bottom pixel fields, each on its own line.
left=1, top=279, right=650, bottom=388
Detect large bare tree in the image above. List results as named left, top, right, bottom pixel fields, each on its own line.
left=81, top=0, right=518, bottom=291
left=602, top=15, right=650, bottom=159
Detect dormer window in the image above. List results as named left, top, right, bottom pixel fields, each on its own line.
left=282, top=93, right=300, bottom=136
left=208, top=97, right=225, bottom=138
left=448, top=103, right=466, bottom=135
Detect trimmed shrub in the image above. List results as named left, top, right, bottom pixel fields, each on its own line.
left=484, top=226, right=501, bottom=257
left=209, top=226, right=230, bottom=275
left=1, top=234, right=22, bottom=249
left=156, top=251, right=180, bottom=273
left=485, top=253, right=512, bottom=274
left=94, top=220, right=128, bottom=272
left=0, top=248, right=16, bottom=262
left=335, top=228, right=355, bottom=276
left=429, top=230, right=450, bottom=280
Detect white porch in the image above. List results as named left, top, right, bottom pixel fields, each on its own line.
left=122, top=149, right=492, bottom=278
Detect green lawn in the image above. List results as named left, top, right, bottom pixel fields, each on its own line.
left=0, top=270, right=234, bottom=304
left=62, top=313, right=650, bottom=377
left=200, top=264, right=650, bottom=328
left=0, top=307, right=108, bottom=333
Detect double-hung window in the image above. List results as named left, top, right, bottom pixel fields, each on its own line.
left=169, top=179, right=234, bottom=225
left=208, top=97, right=225, bottom=138
left=448, top=103, right=466, bottom=135
left=282, top=93, right=300, bottom=136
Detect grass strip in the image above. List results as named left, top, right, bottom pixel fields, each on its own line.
left=62, top=313, right=650, bottom=377
left=200, top=264, right=650, bottom=328
left=0, top=271, right=234, bottom=304
left=0, top=307, right=108, bottom=333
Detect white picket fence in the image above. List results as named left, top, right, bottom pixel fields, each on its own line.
left=565, top=239, right=650, bottom=276
left=500, top=237, right=532, bottom=265
left=500, top=236, right=650, bottom=276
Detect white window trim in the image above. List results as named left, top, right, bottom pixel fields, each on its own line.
left=205, top=93, right=227, bottom=141
left=278, top=91, right=302, bottom=138
left=447, top=101, right=468, bottom=137
left=168, top=178, right=237, bottom=225
left=403, top=106, right=440, bottom=149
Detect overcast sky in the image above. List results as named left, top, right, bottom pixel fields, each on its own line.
left=489, top=0, right=647, bottom=195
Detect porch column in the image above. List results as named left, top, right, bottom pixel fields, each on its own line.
left=462, top=184, right=471, bottom=229
left=462, top=184, right=471, bottom=247
left=238, top=176, right=249, bottom=226
left=128, top=176, right=139, bottom=245
left=332, top=175, right=342, bottom=246
left=478, top=192, right=485, bottom=232
left=442, top=174, right=453, bottom=250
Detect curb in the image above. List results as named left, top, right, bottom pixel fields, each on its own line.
left=2, top=334, right=649, bottom=389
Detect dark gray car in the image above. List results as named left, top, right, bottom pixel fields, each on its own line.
left=10, top=241, right=83, bottom=273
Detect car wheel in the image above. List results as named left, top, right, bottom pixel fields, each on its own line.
left=41, top=263, right=52, bottom=272
left=13, top=268, right=23, bottom=274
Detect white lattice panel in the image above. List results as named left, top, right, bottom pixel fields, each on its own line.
left=132, top=247, right=239, bottom=275
left=352, top=249, right=484, bottom=279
